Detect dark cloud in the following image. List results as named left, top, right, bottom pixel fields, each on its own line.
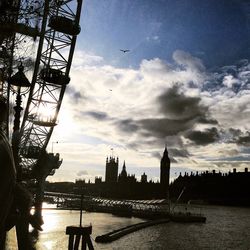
left=139, top=117, right=194, bottom=138
left=237, top=133, right=250, bottom=145
left=170, top=157, right=178, bottom=163
left=185, top=127, right=220, bottom=145
left=84, top=111, right=109, bottom=121
left=77, top=170, right=88, bottom=176
left=228, top=129, right=250, bottom=146
left=116, top=119, right=139, bottom=133
left=151, top=152, right=162, bottom=159
left=151, top=151, right=177, bottom=163
left=66, top=86, right=84, bottom=104
left=228, top=128, right=242, bottom=137
left=198, top=116, right=218, bottom=125
left=169, top=148, right=190, bottom=158
left=113, top=84, right=216, bottom=141
left=127, top=142, right=140, bottom=150
left=158, top=84, right=207, bottom=120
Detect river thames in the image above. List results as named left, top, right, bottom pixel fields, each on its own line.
left=6, top=205, right=250, bottom=249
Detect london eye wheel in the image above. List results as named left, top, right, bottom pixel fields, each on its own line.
left=0, top=0, right=83, bottom=215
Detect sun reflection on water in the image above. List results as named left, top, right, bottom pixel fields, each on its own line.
left=30, top=203, right=58, bottom=232
left=43, top=240, right=54, bottom=249
left=42, top=210, right=58, bottom=232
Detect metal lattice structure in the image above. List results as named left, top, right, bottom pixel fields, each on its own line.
left=0, top=1, right=82, bottom=245
left=19, top=0, right=82, bottom=179
left=0, top=0, right=40, bottom=135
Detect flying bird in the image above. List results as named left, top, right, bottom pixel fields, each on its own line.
left=120, top=49, right=130, bottom=53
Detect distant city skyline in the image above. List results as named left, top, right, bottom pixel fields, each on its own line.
left=48, top=0, right=250, bottom=182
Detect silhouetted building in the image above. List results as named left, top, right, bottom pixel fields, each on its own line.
left=95, top=177, right=102, bottom=184
left=75, top=179, right=85, bottom=185
left=141, top=172, right=147, bottom=183
left=105, top=156, right=119, bottom=183
left=170, top=169, right=250, bottom=206
left=46, top=148, right=173, bottom=199
left=118, top=161, right=127, bottom=182
left=126, top=174, right=137, bottom=183
left=160, top=147, right=170, bottom=200
left=118, top=161, right=137, bottom=183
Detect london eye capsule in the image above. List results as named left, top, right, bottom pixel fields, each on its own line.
left=21, top=146, right=41, bottom=159
left=40, top=68, right=70, bottom=85
left=48, top=16, right=81, bottom=36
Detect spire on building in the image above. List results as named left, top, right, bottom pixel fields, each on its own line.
left=122, top=161, right=126, bottom=171
left=121, top=161, right=127, bottom=177
left=161, top=145, right=170, bottom=164
left=163, top=145, right=168, bottom=157
left=160, top=146, right=170, bottom=200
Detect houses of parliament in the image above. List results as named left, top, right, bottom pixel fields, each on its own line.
left=45, top=147, right=170, bottom=199
left=73, top=147, right=171, bottom=199
left=45, top=146, right=250, bottom=205
left=105, top=146, right=170, bottom=191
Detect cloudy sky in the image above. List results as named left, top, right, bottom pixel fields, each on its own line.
left=48, top=0, right=250, bottom=182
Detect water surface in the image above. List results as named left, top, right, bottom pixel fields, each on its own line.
left=6, top=205, right=250, bottom=249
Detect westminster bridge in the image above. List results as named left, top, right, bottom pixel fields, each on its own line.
left=44, top=192, right=169, bottom=218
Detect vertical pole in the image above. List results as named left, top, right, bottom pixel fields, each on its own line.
left=12, top=88, right=23, bottom=181
left=12, top=89, right=31, bottom=249
left=86, top=235, right=94, bottom=250
left=80, top=194, right=83, bottom=227
left=81, top=235, right=87, bottom=250
left=68, top=234, right=74, bottom=250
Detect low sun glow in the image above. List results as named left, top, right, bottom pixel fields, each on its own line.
left=54, top=107, right=79, bottom=137
left=35, top=104, right=57, bottom=122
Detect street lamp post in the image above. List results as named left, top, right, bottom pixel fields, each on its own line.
left=8, top=63, right=31, bottom=181
left=8, top=63, right=31, bottom=250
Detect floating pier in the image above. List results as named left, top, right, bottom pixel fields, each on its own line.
left=95, top=218, right=170, bottom=243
